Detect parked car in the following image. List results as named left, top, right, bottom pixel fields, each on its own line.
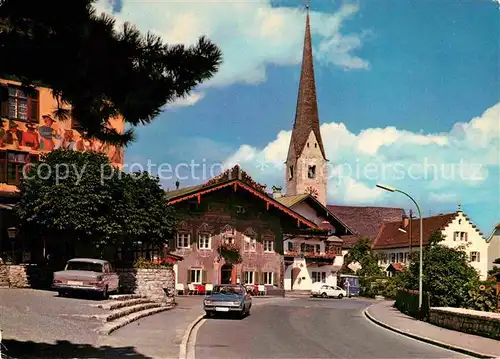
left=311, top=284, right=346, bottom=299
left=203, top=284, right=252, bottom=318
left=52, top=258, right=119, bottom=299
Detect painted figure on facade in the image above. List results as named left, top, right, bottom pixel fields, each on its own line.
left=61, top=129, right=77, bottom=150
left=21, top=122, right=40, bottom=150
left=39, top=115, right=58, bottom=151
left=5, top=120, right=23, bottom=148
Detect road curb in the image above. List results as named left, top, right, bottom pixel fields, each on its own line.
left=179, top=314, right=205, bottom=359
left=363, top=306, right=494, bottom=359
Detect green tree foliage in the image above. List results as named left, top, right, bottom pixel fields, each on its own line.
left=15, top=150, right=176, bottom=253
left=343, top=237, right=382, bottom=277
left=398, top=231, right=480, bottom=308
left=0, top=0, right=222, bottom=145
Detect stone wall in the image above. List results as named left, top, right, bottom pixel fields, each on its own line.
left=429, top=307, right=500, bottom=340
left=117, top=268, right=175, bottom=304
left=0, top=264, right=41, bottom=288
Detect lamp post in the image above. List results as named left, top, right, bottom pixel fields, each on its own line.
left=7, top=226, right=18, bottom=262
left=376, top=184, right=424, bottom=311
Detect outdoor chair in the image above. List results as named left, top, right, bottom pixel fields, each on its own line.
left=257, top=285, right=266, bottom=296
left=187, top=283, right=197, bottom=295
left=175, top=283, right=185, bottom=295
left=205, top=283, right=213, bottom=295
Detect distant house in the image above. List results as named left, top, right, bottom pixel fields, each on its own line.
left=486, top=223, right=500, bottom=273
left=371, top=206, right=489, bottom=280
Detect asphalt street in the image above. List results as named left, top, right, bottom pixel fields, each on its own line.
left=194, top=297, right=470, bottom=359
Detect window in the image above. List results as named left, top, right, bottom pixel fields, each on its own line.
left=390, top=253, right=396, bottom=263
left=314, top=143, right=317, bottom=148
left=177, top=233, right=190, bottom=248
left=287, top=241, right=294, bottom=252
left=470, top=252, right=480, bottom=262
left=236, top=205, right=246, bottom=214
left=0, top=151, right=37, bottom=186
left=222, top=226, right=235, bottom=244
left=264, top=240, right=274, bottom=252
left=189, top=269, right=202, bottom=284
left=288, top=165, right=294, bottom=180
left=315, top=244, right=321, bottom=254
left=397, top=252, right=404, bottom=263
left=244, top=271, right=254, bottom=284
left=307, top=142, right=309, bottom=148
left=244, top=236, right=256, bottom=252
left=198, top=234, right=211, bottom=250
left=263, top=272, right=274, bottom=285
left=380, top=253, right=388, bottom=264
left=2, top=86, right=39, bottom=121
left=403, top=252, right=409, bottom=263
left=311, top=271, right=326, bottom=283
left=454, top=231, right=467, bottom=241
left=308, top=165, right=316, bottom=179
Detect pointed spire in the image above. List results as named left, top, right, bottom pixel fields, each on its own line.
left=290, top=2, right=326, bottom=159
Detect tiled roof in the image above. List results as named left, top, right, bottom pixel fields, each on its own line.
left=339, top=234, right=360, bottom=249
left=387, top=263, right=405, bottom=272
left=486, top=223, right=500, bottom=243
left=276, top=194, right=309, bottom=208
left=165, top=184, right=203, bottom=200
left=327, top=205, right=405, bottom=240
left=288, top=10, right=326, bottom=160
left=371, top=213, right=457, bottom=250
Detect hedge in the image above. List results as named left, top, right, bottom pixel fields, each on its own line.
left=395, top=289, right=430, bottom=320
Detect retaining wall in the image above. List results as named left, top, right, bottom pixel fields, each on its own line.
left=0, top=264, right=41, bottom=288
left=429, top=307, right=500, bottom=340
left=116, top=268, right=175, bottom=304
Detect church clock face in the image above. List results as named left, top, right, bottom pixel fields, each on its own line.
left=305, top=186, right=318, bottom=198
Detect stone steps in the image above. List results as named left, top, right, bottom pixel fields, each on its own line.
left=94, top=297, right=152, bottom=311
left=109, top=294, right=143, bottom=301
left=103, top=302, right=166, bottom=322
left=97, top=305, right=174, bottom=335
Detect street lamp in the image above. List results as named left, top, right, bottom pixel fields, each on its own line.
left=7, top=226, right=18, bottom=262
left=377, top=184, right=424, bottom=312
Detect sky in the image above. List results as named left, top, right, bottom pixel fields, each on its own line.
left=96, top=0, right=499, bottom=236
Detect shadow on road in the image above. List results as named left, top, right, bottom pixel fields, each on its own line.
left=1, top=339, right=152, bottom=359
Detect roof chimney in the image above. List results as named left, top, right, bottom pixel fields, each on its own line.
left=402, top=214, right=409, bottom=228
left=272, top=185, right=282, bottom=199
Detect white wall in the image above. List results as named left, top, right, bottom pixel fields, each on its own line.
left=284, top=257, right=337, bottom=291
left=487, top=227, right=500, bottom=272
left=442, top=212, right=488, bottom=280
left=292, top=201, right=328, bottom=226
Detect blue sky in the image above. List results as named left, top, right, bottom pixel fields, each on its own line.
left=97, top=0, right=499, bottom=235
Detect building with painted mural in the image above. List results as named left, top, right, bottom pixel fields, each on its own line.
left=0, top=77, right=124, bottom=259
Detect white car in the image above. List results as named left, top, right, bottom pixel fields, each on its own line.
left=311, top=284, right=346, bottom=299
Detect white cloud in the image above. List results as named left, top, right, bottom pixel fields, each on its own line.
left=165, top=92, right=205, bottom=109
left=95, top=0, right=369, bottom=106
left=217, top=102, right=500, bottom=206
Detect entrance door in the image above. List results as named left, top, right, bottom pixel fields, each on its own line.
left=221, top=264, right=233, bottom=284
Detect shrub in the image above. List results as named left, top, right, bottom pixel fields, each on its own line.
left=466, top=283, right=499, bottom=312
left=395, top=289, right=430, bottom=320
left=133, top=257, right=173, bottom=269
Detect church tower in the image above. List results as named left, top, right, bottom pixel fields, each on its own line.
left=285, top=3, right=327, bottom=205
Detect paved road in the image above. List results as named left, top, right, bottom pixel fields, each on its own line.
left=195, top=297, right=469, bottom=359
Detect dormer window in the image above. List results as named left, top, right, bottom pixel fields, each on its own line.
left=288, top=165, right=294, bottom=180
left=308, top=165, right=316, bottom=179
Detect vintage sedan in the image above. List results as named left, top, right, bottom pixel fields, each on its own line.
left=52, top=258, right=119, bottom=299
left=203, top=284, right=252, bottom=318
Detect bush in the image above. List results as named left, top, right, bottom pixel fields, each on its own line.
left=466, top=283, right=499, bottom=312
left=133, top=257, right=173, bottom=269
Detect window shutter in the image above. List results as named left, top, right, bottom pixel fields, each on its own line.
left=28, top=93, right=39, bottom=122
left=0, top=85, right=9, bottom=118
left=202, top=270, right=207, bottom=284
left=187, top=270, right=192, bottom=284
left=477, top=252, right=480, bottom=262
left=465, top=232, right=468, bottom=241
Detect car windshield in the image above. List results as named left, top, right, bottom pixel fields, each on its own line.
left=212, top=285, right=244, bottom=295
left=65, top=261, right=103, bottom=272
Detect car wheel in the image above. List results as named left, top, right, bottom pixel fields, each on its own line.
left=321, top=292, right=327, bottom=298
left=338, top=294, right=343, bottom=299
left=58, top=291, right=65, bottom=297
left=205, top=311, right=212, bottom=318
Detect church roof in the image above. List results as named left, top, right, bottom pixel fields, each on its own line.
left=289, top=7, right=326, bottom=160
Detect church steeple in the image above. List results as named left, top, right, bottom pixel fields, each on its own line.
left=285, top=2, right=328, bottom=205
left=289, top=3, right=326, bottom=160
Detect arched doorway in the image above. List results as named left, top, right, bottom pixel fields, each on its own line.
left=221, top=264, right=233, bottom=284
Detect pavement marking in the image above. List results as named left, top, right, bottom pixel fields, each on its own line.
left=363, top=306, right=489, bottom=358
left=186, top=317, right=206, bottom=359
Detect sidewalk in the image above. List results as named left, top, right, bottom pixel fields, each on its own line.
left=99, top=296, right=204, bottom=359
left=365, top=301, right=500, bottom=358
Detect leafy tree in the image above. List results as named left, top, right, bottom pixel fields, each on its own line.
left=398, top=231, right=479, bottom=308
left=15, top=150, right=176, bottom=260
left=0, top=0, right=222, bottom=145
left=343, top=237, right=382, bottom=277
